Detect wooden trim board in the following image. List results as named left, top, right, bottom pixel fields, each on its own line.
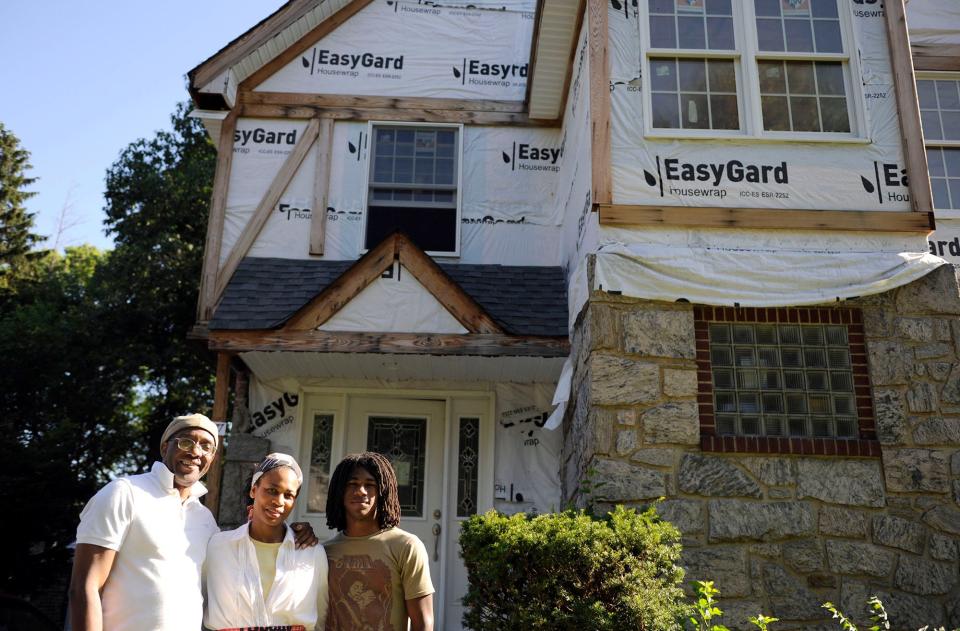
left=239, top=92, right=527, bottom=113
left=913, top=44, right=960, bottom=72
left=598, top=204, right=934, bottom=233
left=587, top=0, right=611, bottom=205
left=199, top=112, right=238, bottom=321
left=310, top=117, right=334, bottom=255
left=236, top=103, right=553, bottom=126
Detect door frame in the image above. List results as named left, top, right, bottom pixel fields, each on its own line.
left=294, top=386, right=496, bottom=628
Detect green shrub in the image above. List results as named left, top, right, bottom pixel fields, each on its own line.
left=459, top=505, right=688, bottom=630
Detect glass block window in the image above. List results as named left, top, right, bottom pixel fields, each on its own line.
left=918, top=78, right=960, bottom=211
left=641, top=0, right=857, bottom=138
left=366, top=125, right=460, bottom=253
left=367, top=417, right=427, bottom=517
left=306, top=414, right=334, bottom=513
left=456, top=418, right=480, bottom=518
left=709, top=322, right=858, bottom=438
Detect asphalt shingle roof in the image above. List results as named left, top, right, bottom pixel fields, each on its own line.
left=210, top=257, right=568, bottom=337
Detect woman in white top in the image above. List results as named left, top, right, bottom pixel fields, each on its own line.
left=204, top=453, right=328, bottom=631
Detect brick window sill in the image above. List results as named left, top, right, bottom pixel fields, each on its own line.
left=700, top=435, right=882, bottom=457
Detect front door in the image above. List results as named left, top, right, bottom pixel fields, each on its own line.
left=298, top=392, right=491, bottom=630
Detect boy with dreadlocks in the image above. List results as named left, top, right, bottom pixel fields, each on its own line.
left=323, top=452, right=434, bottom=631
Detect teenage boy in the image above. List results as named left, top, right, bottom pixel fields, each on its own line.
left=324, top=452, right=434, bottom=631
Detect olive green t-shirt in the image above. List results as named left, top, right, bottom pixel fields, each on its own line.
left=323, top=527, right=433, bottom=631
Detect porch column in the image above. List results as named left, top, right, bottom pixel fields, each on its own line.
left=204, top=352, right=232, bottom=520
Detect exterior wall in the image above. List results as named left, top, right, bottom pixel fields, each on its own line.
left=562, top=264, right=960, bottom=630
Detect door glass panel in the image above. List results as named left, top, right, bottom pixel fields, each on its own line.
left=456, top=418, right=480, bottom=517
left=307, top=414, right=334, bottom=513
left=367, top=417, right=427, bottom=517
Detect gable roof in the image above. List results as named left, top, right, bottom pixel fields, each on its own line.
left=210, top=257, right=568, bottom=336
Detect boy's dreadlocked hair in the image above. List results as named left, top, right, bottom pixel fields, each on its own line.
left=325, top=452, right=402, bottom=532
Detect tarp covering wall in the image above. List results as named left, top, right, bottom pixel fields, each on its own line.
left=220, top=118, right=565, bottom=267
left=592, top=227, right=947, bottom=307
left=246, top=375, right=561, bottom=516
left=929, top=220, right=960, bottom=264
left=907, top=0, right=960, bottom=45
left=608, top=1, right=910, bottom=211
left=257, top=0, right=534, bottom=101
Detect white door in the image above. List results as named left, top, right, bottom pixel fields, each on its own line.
left=298, top=393, right=492, bottom=630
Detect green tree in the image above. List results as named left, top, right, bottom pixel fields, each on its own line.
left=98, top=101, right=217, bottom=459
left=0, top=122, right=44, bottom=292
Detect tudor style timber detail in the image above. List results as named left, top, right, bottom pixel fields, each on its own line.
left=912, top=43, right=960, bottom=72
left=587, top=0, right=611, bottom=204
left=199, top=112, right=239, bottom=321
left=310, top=117, right=334, bottom=255
left=597, top=204, right=935, bottom=232
left=214, top=117, right=322, bottom=305
left=285, top=232, right=504, bottom=334
left=884, top=0, right=934, bottom=216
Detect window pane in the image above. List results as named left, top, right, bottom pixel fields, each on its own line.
left=652, top=93, right=681, bottom=128
left=784, top=19, right=814, bottom=52
left=762, top=96, right=791, bottom=131
left=456, top=418, right=480, bottom=518
left=820, top=97, right=850, bottom=132
left=937, top=80, right=960, bottom=109
left=706, top=0, right=732, bottom=15
left=787, top=61, right=816, bottom=94
left=759, top=61, right=786, bottom=93
left=395, top=157, right=413, bottom=183
left=651, top=59, right=678, bottom=90
left=816, top=62, right=845, bottom=95
left=711, top=95, right=740, bottom=129
left=681, top=93, right=710, bottom=128
left=755, top=0, right=781, bottom=16
left=707, top=16, right=735, bottom=49
left=708, top=59, right=737, bottom=92
left=942, top=111, right=960, bottom=140
left=922, top=110, right=944, bottom=140
left=932, top=178, right=951, bottom=209
left=918, top=80, right=938, bottom=109
left=813, top=20, right=842, bottom=52
left=950, top=180, right=960, bottom=209
left=946, top=149, right=960, bottom=177
left=678, top=15, right=707, bottom=48
left=679, top=58, right=707, bottom=91
left=811, top=0, right=838, bottom=18
left=650, top=15, right=677, bottom=48
left=757, top=18, right=785, bottom=50
left=650, top=0, right=673, bottom=13
left=791, top=97, right=820, bottom=131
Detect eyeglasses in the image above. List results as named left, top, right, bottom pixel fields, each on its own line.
left=170, top=436, right=216, bottom=455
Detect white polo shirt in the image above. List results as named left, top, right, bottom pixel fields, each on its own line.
left=76, top=461, right=219, bottom=631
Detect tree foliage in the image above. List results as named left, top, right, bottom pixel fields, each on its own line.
left=0, top=104, right=217, bottom=598
left=0, top=122, right=44, bottom=292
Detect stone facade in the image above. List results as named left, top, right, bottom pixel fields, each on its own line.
left=563, top=264, right=960, bottom=630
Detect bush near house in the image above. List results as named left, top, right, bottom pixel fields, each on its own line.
left=459, top=506, right=688, bottom=630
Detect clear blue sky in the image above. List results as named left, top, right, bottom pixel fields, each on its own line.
left=0, top=1, right=286, bottom=251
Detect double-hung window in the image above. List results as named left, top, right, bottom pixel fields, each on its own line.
left=918, top=75, right=960, bottom=216
left=364, top=123, right=462, bottom=255
left=640, top=0, right=862, bottom=139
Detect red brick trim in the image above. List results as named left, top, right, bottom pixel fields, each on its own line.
left=694, top=305, right=880, bottom=457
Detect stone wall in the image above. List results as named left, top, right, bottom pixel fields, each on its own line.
left=562, top=264, right=960, bottom=630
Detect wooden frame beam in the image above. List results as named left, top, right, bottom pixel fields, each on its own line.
left=239, top=92, right=527, bottom=113
left=884, top=0, right=934, bottom=216
left=209, top=330, right=568, bottom=356
left=598, top=204, right=934, bottom=233
left=213, top=118, right=321, bottom=305
left=236, top=103, right=552, bottom=126
left=204, top=351, right=234, bottom=519
left=913, top=44, right=960, bottom=72
left=198, top=113, right=238, bottom=321
left=310, top=117, right=334, bottom=255
left=587, top=0, right=611, bottom=204
left=285, top=232, right=503, bottom=333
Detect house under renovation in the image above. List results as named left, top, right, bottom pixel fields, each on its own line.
left=186, top=0, right=960, bottom=627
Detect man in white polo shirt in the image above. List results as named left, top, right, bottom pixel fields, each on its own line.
left=69, top=413, right=220, bottom=631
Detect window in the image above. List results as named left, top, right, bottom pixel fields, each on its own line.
left=695, top=306, right=880, bottom=456
left=306, top=413, right=334, bottom=513
left=918, top=76, right=960, bottom=214
left=641, top=0, right=861, bottom=139
left=364, top=123, right=461, bottom=255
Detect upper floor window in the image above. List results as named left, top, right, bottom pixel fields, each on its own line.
left=918, top=76, right=960, bottom=214
left=641, top=0, right=861, bottom=139
left=364, top=123, right=462, bottom=255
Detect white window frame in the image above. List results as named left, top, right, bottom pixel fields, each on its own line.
left=638, top=0, right=867, bottom=142
left=359, top=121, right=464, bottom=257
left=917, top=71, right=960, bottom=219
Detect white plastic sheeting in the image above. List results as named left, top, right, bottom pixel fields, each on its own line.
left=592, top=227, right=948, bottom=307
left=245, top=376, right=561, bottom=517
left=220, top=118, right=565, bottom=267
left=907, top=0, right=960, bottom=45
left=608, top=1, right=910, bottom=211
left=257, top=0, right=534, bottom=101
left=929, top=219, right=960, bottom=264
